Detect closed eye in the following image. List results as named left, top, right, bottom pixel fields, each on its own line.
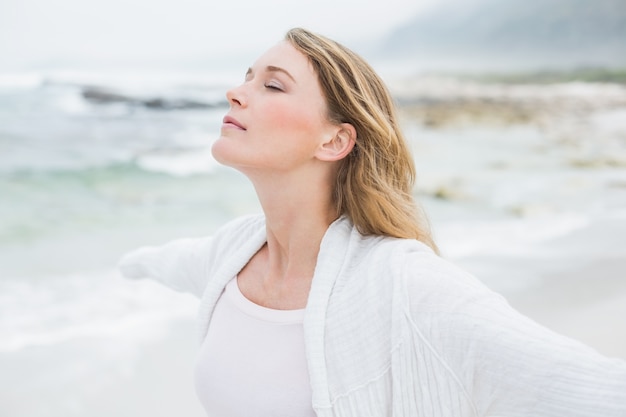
left=264, top=82, right=283, bottom=91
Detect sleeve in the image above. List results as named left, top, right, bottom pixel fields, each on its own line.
left=406, top=254, right=626, bottom=417
left=117, top=236, right=214, bottom=298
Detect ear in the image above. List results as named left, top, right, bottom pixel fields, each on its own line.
left=315, top=123, right=356, bottom=162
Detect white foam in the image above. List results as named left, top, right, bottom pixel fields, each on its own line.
left=53, top=90, right=91, bottom=115
left=0, top=270, right=198, bottom=353
left=136, top=146, right=219, bottom=177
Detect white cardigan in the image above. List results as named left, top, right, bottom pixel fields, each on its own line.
left=118, top=214, right=626, bottom=417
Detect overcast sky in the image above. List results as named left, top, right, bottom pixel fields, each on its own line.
left=0, top=0, right=440, bottom=71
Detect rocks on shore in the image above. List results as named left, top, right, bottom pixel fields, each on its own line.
left=390, top=76, right=626, bottom=128
left=82, top=87, right=228, bottom=110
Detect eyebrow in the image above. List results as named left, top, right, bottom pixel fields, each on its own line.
left=246, top=65, right=296, bottom=83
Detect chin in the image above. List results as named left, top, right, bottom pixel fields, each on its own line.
left=211, top=138, right=256, bottom=174
left=211, top=137, right=235, bottom=167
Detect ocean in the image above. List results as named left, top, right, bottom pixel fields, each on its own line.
left=1, top=68, right=625, bottom=416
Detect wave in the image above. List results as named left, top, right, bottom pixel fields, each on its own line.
left=1, top=146, right=220, bottom=179
left=0, top=69, right=232, bottom=113
left=0, top=270, right=198, bottom=353
left=136, top=147, right=220, bottom=177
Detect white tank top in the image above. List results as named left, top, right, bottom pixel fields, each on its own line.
left=194, top=277, right=316, bottom=417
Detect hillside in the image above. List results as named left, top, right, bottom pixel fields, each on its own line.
left=378, top=0, right=626, bottom=70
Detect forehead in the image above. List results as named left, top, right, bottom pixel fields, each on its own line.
left=252, top=41, right=315, bottom=80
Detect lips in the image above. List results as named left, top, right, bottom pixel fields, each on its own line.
left=222, top=115, right=246, bottom=130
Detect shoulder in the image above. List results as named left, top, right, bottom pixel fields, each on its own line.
left=209, top=213, right=265, bottom=249
left=342, top=229, right=481, bottom=291
left=213, top=212, right=265, bottom=236
left=338, top=229, right=501, bottom=314
left=323, top=216, right=495, bottom=306
left=197, top=213, right=266, bottom=277
left=400, top=247, right=495, bottom=306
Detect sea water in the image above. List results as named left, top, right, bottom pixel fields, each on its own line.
left=1, top=69, right=625, bottom=416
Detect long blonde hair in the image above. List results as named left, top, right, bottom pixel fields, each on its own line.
left=285, top=28, right=437, bottom=252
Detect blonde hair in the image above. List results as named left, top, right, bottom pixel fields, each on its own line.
left=285, top=28, right=437, bottom=252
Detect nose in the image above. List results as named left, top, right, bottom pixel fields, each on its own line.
left=226, top=84, right=247, bottom=108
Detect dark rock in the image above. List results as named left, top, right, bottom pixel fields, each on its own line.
left=82, top=87, right=228, bottom=110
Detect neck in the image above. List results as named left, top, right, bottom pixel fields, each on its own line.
left=249, top=169, right=337, bottom=286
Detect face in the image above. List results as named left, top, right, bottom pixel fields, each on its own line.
left=211, top=41, right=337, bottom=175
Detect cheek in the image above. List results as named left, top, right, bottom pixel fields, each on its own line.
left=264, top=101, right=325, bottom=142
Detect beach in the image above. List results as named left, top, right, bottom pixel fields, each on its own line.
left=387, top=74, right=626, bottom=359
left=453, top=217, right=626, bottom=359
left=1, top=71, right=625, bottom=416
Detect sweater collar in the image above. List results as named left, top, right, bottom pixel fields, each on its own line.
left=198, top=214, right=355, bottom=410
left=304, top=215, right=355, bottom=409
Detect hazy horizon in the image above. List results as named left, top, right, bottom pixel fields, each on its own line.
left=0, top=0, right=440, bottom=72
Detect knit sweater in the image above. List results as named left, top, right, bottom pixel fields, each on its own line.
left=118, top=214, right=626, bottom=417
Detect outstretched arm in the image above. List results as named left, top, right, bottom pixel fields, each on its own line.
left=405, top=254, right=626, bottom=417
left=118, top=236, right=213, bottom=298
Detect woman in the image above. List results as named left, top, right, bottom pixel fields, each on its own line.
left=119, top=28, right=626, bottom=416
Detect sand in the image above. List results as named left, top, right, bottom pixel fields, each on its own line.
left=504, top=257, right=626, bottom=359
left=451, top=215, right=626, bottom=360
